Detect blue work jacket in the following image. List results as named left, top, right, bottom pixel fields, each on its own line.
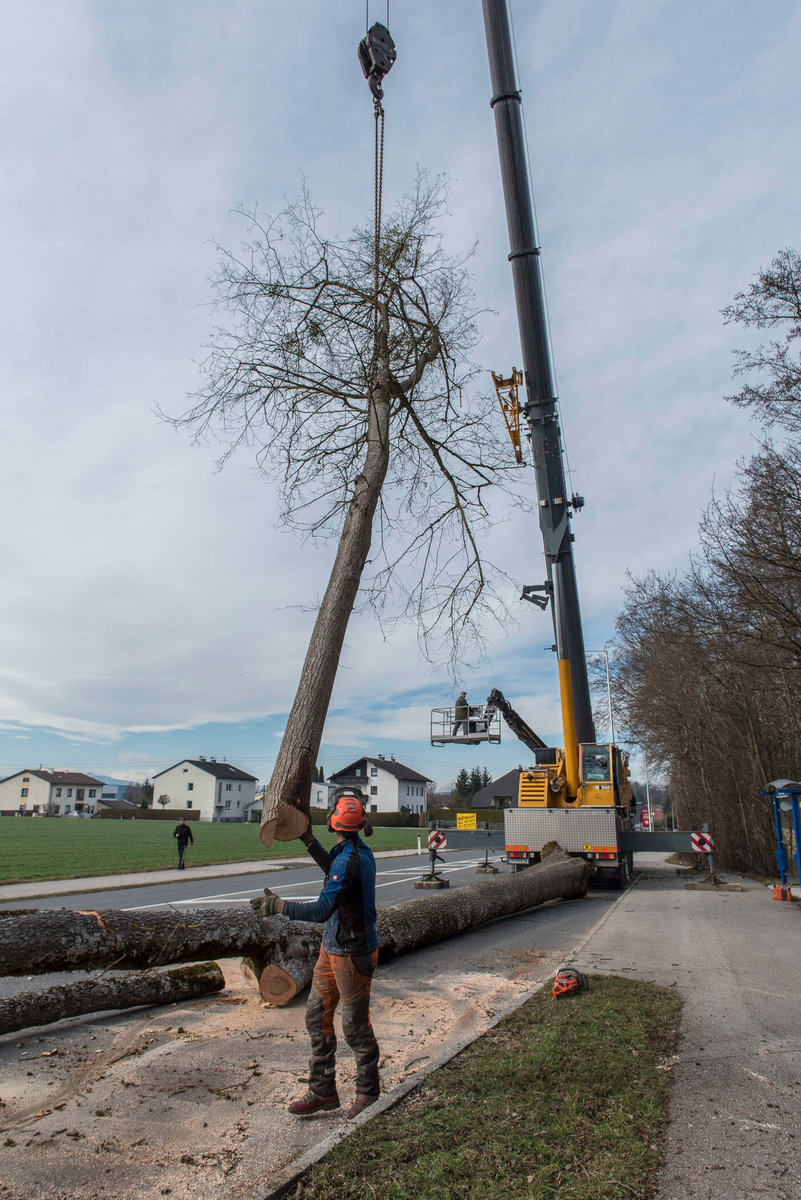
left=285, top=835, right=378, bottom=957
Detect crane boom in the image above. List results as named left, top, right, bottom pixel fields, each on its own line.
left=481, top=0, right=595, bottom=749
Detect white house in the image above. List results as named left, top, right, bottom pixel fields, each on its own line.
left=0, top=770, right=105, bottom=817
left=151, top=758, right=258, bottom=822
left=329, top=755, right=432, bottom=815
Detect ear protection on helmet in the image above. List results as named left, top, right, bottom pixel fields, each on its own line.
left=327, top=787, right=373, bottom=836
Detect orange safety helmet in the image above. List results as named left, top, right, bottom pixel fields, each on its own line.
left=552, top=967, right=588, bottom=999
left=328, top=789, right=368, bottom=834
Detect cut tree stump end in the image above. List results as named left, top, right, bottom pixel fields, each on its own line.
left=259, top=964, right=300, bottom=1006
left=475, top=865, right=499, bottom=874
left=415, top=878, right=450, bottom=889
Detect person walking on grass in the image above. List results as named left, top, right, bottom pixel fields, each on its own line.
left=173, top=817, right=194, bottom=869
left=259, top=790, right=380, bottom=1120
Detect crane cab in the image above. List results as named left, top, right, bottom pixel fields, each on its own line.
left=517, top=742, right=632, bottom=810
left=430, top=704, right=502, bottom=746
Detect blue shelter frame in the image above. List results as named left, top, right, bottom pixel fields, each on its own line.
left=763, top=780, right=801, bottom=886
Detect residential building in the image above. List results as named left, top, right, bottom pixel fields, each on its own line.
left=471, top=768, right=523, bottom=809
left=150, top=758, right=258, bottom=822
left=329, top=755, right=432, bottom=815
left=0, top=770, right=106, bottom=817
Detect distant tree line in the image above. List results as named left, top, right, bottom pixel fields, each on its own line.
left=609, top=249, right=801, bottom=873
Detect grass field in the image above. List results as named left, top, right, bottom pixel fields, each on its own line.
left=289, top=975, right=682, bottom=1200
left=0, top=819, right=421, bottom=884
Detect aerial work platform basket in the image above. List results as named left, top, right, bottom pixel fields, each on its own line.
left=430, top=705, right=502, bottom=746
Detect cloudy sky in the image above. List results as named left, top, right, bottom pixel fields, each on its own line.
left=1, top=0, right=799, bottom=792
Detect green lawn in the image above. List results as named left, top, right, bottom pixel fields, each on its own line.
left=0, top=820, right=421, bottom=884
left=289, top=975, right=682, bottom=1200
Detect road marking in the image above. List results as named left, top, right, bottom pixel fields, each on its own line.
left=122, top=857, right=495, bottom=910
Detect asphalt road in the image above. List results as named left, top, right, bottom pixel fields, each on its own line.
left=0, top=849, right=544, bottom=912
left=0, top=850, right=620, bottom=1002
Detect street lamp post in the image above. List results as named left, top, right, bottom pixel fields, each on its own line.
left=585, top=650, right=614, bottom=745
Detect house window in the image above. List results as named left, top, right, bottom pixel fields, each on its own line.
left=55, top=788, right=62, bottom=797
left=186, top=801, right=193, bottom=809
left=183, top=767, right=188, bottom=773
left=224, top=800, right=231, bottom=811
left=23, top=776, right=30, bottom=782
left=88, top=789, right=96, bottom=798
left=238, top=784, right=241, bottom=791
left=236, top=799, right=240, bottom=807
left=370, top=786, right=378, bottom=795
left=370, top=767, right=378, bottom=777
left=67, top=789, right=72, bottom=797
left=225, top=783, right=232, bottom=792
left=53, top=805, right=60, bottom=814
left=64, top=805, right=70, bottom=813
left=20, top=788, right=28, bottom=797
left=370, top=805, right=377, bottom=813
left=187, top=783, right=194, bottom=791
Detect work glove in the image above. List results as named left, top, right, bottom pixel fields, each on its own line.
left=257, top=887, right=289, bottom=917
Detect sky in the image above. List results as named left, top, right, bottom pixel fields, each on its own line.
left=1, top=0, right=800, bottom=793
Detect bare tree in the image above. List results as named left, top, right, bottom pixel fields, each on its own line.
left=723, top=247, right=801, bottom=434
left=174, top=176, right=527, bottom=844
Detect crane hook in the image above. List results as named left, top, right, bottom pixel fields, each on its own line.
left=358, top=22, right=396, bottom=102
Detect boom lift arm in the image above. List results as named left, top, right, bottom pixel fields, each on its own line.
left=481, top=0, right=595, bottom=763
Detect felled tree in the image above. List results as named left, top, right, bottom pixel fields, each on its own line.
left=175, top=177, right=526, bottom=845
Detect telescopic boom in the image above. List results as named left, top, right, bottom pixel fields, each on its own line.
left=481, top=0, right=595, bottom=752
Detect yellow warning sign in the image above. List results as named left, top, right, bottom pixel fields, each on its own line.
left=457, top=813, right=477, bottom=830
left=582, top=843, right=592, bottom=852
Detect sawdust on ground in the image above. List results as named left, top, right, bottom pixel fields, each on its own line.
left=0, top=944, right=560, bottom=1200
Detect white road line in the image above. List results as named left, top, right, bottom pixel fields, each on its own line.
left=122, top=857, right=493, bottom=910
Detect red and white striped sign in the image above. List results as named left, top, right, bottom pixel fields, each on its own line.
left=428, top=830, right=447, bottom=852
left=691, top=831, right=714, bottom=854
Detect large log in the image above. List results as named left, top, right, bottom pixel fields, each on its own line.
left=0, top=961, right=225, bottom=1036
left=243, top=848, right=592, bottom=1005
left=0, top=906, right=322, bottom=978
left=0, top=850, right=590, bottom=1005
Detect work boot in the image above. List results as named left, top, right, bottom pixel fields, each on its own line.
left=347, top=1093, right=378, bottom=1120
left=287, top=1091, right=340, bottom=1117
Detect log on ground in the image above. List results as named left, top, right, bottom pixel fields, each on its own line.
left=0, top=961, right=225, bottom=1037
left=241, top=847, right=591, bottom=1005
left=0, top=905, right=322, bottom=978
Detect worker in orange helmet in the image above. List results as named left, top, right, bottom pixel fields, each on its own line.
left=260, top=788, right=379, bottom=1119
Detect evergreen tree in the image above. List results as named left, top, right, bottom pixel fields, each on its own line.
left=481, top=767, right=492, bottom=787
left=468, top=767, right=483, bottom=795
left=454, top=768, right=471, bottom=796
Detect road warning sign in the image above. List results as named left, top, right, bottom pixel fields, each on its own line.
left=457, top=813, right=477, bottom=830
left=428, top=830, right=447, bottom=852
left=691, top=831, right=715, bottom=854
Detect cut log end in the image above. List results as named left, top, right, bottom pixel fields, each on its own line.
left=260, top=803, right=310, bottom=848
left=259, top=964, right=300, bottom=1006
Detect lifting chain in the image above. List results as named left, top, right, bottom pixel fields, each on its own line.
left=358, top=20, right=396, bottom=366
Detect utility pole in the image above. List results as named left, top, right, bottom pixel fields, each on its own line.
left=481, top=0, right=594, bottom=745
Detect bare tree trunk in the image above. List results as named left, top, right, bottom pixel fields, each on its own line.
left=0, top=906, right=322, bottom=978
left=0, top=962, right=225, bottom=1037
left=260, top=312, right=392, bottom=846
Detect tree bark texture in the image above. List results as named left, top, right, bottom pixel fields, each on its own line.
left=0, top=906, right=322, bottom=978
left=0, top=962, right=225, bottom=1036
left=1, top=851, right=590, bottom=1004
left=259, top=316, right=392, bottom=847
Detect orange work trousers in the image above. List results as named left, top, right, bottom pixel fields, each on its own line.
left=305, top=946, right=380, bottom=1099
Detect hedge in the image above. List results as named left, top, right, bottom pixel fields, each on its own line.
left=99, top=807, right=200, bottom=821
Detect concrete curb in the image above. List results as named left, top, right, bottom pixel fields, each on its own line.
left=262, top=880, right=638, bottom=1199
left=0, top=848, right=425, bottom=903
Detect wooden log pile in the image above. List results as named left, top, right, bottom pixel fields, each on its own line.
left=0, top=848, right=590, bottom=1029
